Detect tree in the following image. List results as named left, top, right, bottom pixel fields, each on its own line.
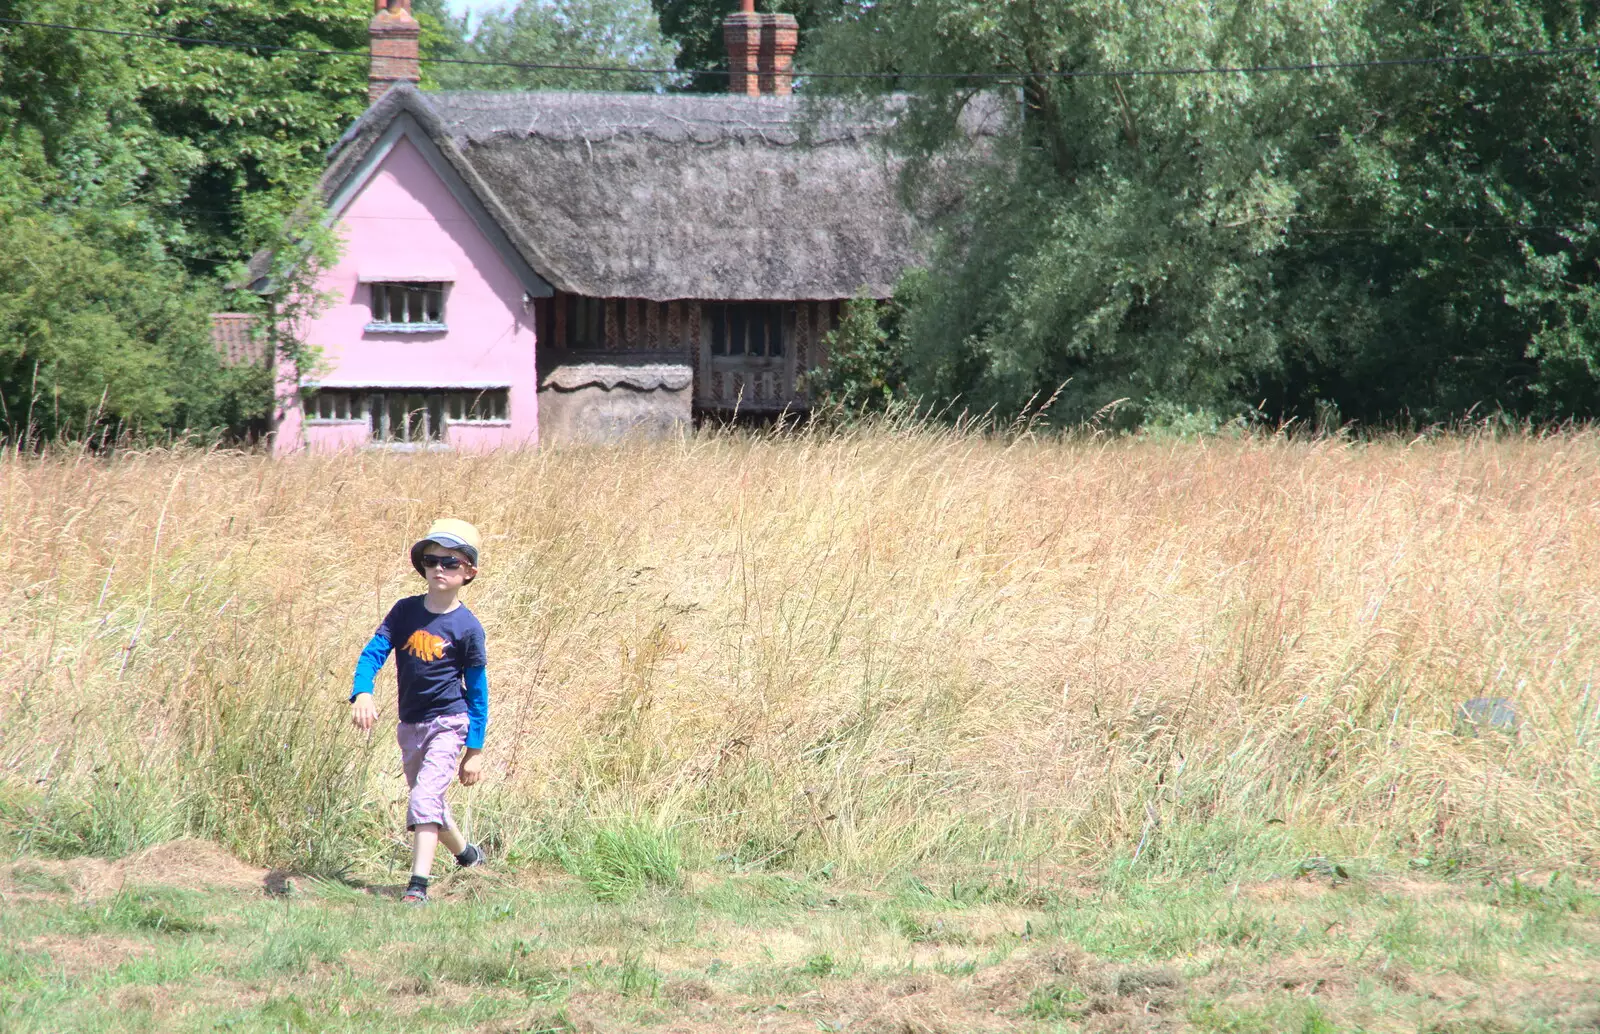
left=0, top=0, right=361, bottom=439
left=414, top=0, right=473, bottom=76
left=805, top=278, right=921, bottom=415
left=652, top=0, right=827, bottom=91
left=2, top=0, right=372, bottom=266
left=805, top=0, right=1600, bottom=427
left=133, top=1, right=371, bottom=266
left=1256, top=2, right=1600, bottom=424
left=434, top=0, right=679, bottom=92
left=0, top=157, right=249, bottom=440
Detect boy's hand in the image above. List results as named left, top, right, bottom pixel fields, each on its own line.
left=459, top=749, right=483, bottom=786
left=351, top=694, right=377, bottom=732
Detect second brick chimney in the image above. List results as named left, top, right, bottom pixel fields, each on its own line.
left=369, top=0, right=421, bottom=104
left=724, top=1, right=798, bottom=97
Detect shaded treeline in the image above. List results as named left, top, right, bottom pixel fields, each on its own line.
left=806, top=0, right=1600, bottom=429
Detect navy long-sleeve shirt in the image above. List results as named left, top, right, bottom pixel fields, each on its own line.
left=350, top=596, right=489, bottom=749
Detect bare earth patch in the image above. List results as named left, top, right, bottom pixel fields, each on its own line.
left=119, top=839, right=268, bottom=893
left=2, top=838, right=266, bottom=902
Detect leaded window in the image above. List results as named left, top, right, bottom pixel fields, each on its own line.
left=305, top=389, right=509, bottom=443
left=709, top=303, right=786, bottom=358
left=368, top=282, right=445, bottom=329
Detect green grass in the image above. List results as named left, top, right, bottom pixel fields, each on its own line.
left=559, top=821, right=682, bottom=900
left=2, top=849, right=1597, bottom=1034
left=72, top=888, right=215, bottom=936
left=1188, top=999, right=1340, bottom=1034
left=1022, top=980, right=1090, bottom=1020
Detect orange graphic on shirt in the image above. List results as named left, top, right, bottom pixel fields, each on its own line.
left=403, top=630, right=450, bottom=662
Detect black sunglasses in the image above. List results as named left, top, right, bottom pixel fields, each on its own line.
left=421, top=555, right=467, bottom=570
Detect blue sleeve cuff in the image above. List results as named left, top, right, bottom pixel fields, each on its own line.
left=351, top=633, right=392, bottom=702
left=463, top=665, right=489, bottom=749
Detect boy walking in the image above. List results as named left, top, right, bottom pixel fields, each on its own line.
left=350, top=518, right=490, bottom=905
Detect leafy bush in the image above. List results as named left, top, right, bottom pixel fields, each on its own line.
left=805, top=274, right=923, bottom=417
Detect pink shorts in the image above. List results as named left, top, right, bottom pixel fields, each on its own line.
left=397, top=713, right=469, bottom=831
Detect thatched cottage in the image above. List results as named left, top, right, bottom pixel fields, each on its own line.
left=254, top=0, right=943, bottom=452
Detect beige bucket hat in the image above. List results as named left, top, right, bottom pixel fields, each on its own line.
left=411, top=518, right=482, bottom=583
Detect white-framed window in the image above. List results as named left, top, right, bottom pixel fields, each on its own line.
left=308, top=390, right=365, bottom=422
left=446, top=389, right=508, bottom=423
left=367, top=282, right=446, bottom=332
left=306, top=389, right=509, bottom=443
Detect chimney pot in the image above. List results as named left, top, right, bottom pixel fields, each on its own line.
left=369, top=0, right=421, bottom=104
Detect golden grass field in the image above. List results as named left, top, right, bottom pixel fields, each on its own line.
left=3, top=428, right=1599, bottom=1033
left=3, top=427, right=1596, bottom=875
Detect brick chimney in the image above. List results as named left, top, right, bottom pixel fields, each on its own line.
left=724, top=1, right=798, bottom=97
left=369, top=0, right=421, bottom=104
left=759, top=12, right=799, bottom=96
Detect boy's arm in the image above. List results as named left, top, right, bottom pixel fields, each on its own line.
left=350, top=633, right=392, bottom=732
left=351, top=633, right=393, bottom=700
left=462, top=665, right=488, bottom=749
left=459, top=665, right=488, bottom=785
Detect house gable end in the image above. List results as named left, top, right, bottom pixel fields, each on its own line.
left=328, top=112, right=553, bottom=300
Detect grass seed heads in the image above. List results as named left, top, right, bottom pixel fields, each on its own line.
left=1, top=429, right=1597, bottom=875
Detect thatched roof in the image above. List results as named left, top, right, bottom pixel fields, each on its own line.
left=316, top=84, right=976, bottom=302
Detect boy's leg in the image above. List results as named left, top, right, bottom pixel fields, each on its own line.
left=438, top=823, right=467, bottom=858
left=413, top=823, right=442, bottom=877
left=400, top=715, right=469, bottom=880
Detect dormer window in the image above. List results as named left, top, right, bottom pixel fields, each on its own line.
left=367, top=282, right=446, bottom=332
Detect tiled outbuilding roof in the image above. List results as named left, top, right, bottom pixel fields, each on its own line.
left=210, top=313, right=263, bottom=366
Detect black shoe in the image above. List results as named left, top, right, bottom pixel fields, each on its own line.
left=455, top=843, right=485, bottom=868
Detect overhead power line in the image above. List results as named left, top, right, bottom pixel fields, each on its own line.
left=2, top=15, right=1599, bottom=82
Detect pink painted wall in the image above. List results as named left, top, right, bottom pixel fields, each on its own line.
left=273, top=135, right=539, bottom=454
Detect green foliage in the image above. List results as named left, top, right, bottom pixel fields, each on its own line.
left=0, top=204, right=229, bottom=439
left=651, top=0, right=826, bottom=92
left=1, top=764, right=185, bottom=859
left=2, top=0, right=369, bottom=264
left=1188, top=999, right=1338, bottom=1034
left=1022, top=982, right=1089, bottom=1021
left=126, top=0, right=370, bottom=264
left=806, top=0, right=1600, bottom=428
left=413, top=0, right=473, bottom=83
left=806, top=280, right=916, bottom=416
left=232, top=200, right=343, bottom=393
left=1486, top=872, right=1598, bottom=916
left=0, top=640, right=381, bottom=873
left=433, top=0, right=679, bottom=91
left=0, top=0, right=364, bottom=441
left=799, top=952, right=835, bottom=975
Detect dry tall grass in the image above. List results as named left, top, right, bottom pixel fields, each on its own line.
left=3, top=428, right=1597, bottom=877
